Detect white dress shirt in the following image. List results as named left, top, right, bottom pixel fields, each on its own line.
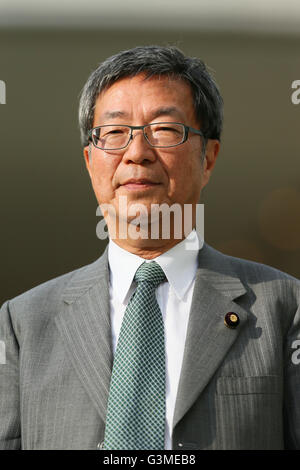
left=107, top=229, right=204, bottom=450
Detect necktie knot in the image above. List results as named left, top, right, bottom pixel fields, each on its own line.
left=134, top=261, right=166, bottom=288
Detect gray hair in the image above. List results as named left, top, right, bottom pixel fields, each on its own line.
left=78, top=45, right=223, bottom=158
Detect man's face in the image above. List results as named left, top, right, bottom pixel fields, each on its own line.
left=84, top=74, right=219, bottom=231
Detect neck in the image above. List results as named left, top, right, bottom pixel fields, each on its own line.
left=108, top=218, right=195, bottom=259
left=102, top=204, right=198, bottom=259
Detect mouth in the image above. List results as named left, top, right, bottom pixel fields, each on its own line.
left=119, top=179, right=161, bottom=191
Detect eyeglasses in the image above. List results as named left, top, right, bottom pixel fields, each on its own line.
left=88, top=122, right=205, bottom=150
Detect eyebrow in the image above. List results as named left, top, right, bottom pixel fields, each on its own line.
left=149, top=106, right=184, bottom=121
left=100, top=106, right=184, bottom=122
left=101, top=110, right=127, bottom=120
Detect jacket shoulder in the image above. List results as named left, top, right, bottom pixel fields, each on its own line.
left=202, top=243, right=300, bottom=288
left=3, top=247, right=109, bottom=326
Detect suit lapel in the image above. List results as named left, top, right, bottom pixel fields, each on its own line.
left=172, top=243, right=249, bottom=430
left=55, top=245, right=112, bottom=424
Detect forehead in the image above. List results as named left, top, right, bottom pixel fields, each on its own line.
left=93, top=74, right=196, bottom=123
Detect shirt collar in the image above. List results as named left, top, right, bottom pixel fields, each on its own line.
left=108, top=229, right=203, bottom=304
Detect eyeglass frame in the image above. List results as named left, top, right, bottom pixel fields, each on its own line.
left=88, top=122, right=206, bottom=151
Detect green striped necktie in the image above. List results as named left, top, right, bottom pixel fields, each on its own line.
left=103, top=261, right=167, bottom=450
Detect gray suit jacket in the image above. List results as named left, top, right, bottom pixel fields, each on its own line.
left=0, top=242, right=300, bottom=450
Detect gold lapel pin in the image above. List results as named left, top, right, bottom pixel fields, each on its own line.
left=224, top=312, right=240, bottom=329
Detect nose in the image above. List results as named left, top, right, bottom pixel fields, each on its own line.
left=122, top=129, right=157, bottom=164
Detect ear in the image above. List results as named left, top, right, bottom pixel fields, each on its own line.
left=201, top=139, right=220, bottom=189
left=83, top=145, right=92, bottom=177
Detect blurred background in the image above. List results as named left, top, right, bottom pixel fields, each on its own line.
left=1, top=0, right=300, bottom=304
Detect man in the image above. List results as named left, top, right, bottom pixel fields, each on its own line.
left=0, top=46, right=299, bottom=450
